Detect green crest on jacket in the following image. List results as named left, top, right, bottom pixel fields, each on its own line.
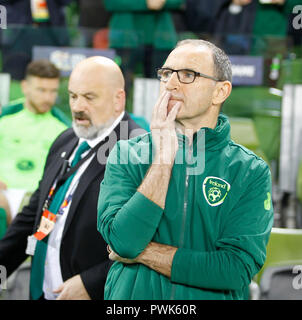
left=203, top=176, right=231, bottom=207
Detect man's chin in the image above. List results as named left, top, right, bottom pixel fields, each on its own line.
left=167, top=100, right=182, bottom=115
left=72, top=121, right=98, bottom=140
left=36, top=106, right=52, bottom=114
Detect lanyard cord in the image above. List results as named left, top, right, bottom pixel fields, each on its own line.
left=43, top=139, right=105, bottom=212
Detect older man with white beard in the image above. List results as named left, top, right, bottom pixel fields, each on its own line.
left=0, top=56, right=143, bottom=300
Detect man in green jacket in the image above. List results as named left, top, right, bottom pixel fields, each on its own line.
left=98, top=39, right=274, bottom=300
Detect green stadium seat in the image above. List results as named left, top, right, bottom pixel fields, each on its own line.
left=229, top=116, right=268, bottom=163
left=254, top=227, right=302, bottom=299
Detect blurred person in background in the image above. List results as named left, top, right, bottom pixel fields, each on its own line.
left=0, top=0, right=72, bottom=26
left=76, top=0, right=111, bottom=47
left=104, top=0, right=185, bottom=89
left=0, top=0, right=72, bottom=79
left=0, top=60, right=68, bottom=211
left=0, top=180, right=11, bottom=239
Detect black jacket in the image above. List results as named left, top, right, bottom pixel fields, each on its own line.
left=0, top=112, right=143, bottom=299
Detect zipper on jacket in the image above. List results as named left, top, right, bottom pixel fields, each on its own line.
left=170, top=143, right=193, bottom=300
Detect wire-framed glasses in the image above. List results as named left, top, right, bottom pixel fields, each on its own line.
left=157, top=67, right=222, bottom=84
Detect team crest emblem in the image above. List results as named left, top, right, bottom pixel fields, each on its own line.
left=203, top=176, right=231, bottom=207
left=16, top=159, right=35, bottom=171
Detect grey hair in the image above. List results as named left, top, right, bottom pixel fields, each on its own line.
left=176, top=39, right=232, bottom=83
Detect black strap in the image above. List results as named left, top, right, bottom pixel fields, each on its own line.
left=56, top=139, right=107, bottom=188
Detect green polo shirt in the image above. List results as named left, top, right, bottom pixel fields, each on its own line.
left=0, top=107, right=67, bottom=191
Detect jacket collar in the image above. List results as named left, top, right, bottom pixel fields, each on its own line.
left=177, top=113, right=231, bottom=152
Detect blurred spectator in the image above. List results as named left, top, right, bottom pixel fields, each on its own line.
left=252, top=0, right=301, bottom=37
left=188, top=0, right=301, bottom=37
left=104, top=0, right=185, bottom=82
left=0, top=0, right=72, bottom=79
left=185, top=0, right=254, bottom=54
left=76, top=0, right=111, bottom=47
left=0, top=59, right=68, bottom=194
left=78, top=0, right=110, bottom=29
left=185, top=0, right=301, bottom=55
left=0, top=0, right=72, bottom=25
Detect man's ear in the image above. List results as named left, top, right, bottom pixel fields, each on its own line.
left=114, top=89, right=126, bottom=114
left=212, top=81, right=232, bottom=106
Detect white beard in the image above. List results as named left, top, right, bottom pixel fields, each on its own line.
left=72, top=117, right=116, bottom=140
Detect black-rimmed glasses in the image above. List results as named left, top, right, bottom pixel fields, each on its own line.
left=157, top=67, right=222, bottom=84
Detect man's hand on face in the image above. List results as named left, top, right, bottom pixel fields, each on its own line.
left=150, top=91, right=181, bottom=166
left=53, top=274, right=91, bottom=300
left=147, top=0, right=166, bottom=10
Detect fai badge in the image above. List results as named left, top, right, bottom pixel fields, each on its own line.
left=16, top=159, right=35, bottom=171
left=203, top=176, right=231, bottom=207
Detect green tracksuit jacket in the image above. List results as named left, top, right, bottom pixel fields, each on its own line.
left=97, top=114, right=274, bottom=300
left=0, top=103, right=68, bottom=191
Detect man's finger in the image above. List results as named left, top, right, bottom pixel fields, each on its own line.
left=167, top=101, right=181, bottom=122
left=53, top=283, right=64, bottom=294
left=157, top=91, right=171, bottom=120
left=152, top=90, right=169, bottom=122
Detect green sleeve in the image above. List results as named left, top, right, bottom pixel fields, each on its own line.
left=0, top=101, right=24, bottom=118
left=51, top=107, right=71, bottom=127
left=104, top=0, right=183, bottom=11
left=285, top=0, right=302, bottom=14
left=171, top=163, right=274, bottom=291
left=97, top=141, right=163, bottom=259
left=104, top=0, right=148, bottom=11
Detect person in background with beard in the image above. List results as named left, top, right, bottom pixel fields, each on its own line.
left=0, top=56, right=144, bottom=300
left=0, top=59, right=68, bottom=193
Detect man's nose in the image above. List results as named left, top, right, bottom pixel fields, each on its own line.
left=71, top=96, right=86, bottom=112
left=45, top=91, right=56, bottom=103
left=165, top=71, right=180, bottom=91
